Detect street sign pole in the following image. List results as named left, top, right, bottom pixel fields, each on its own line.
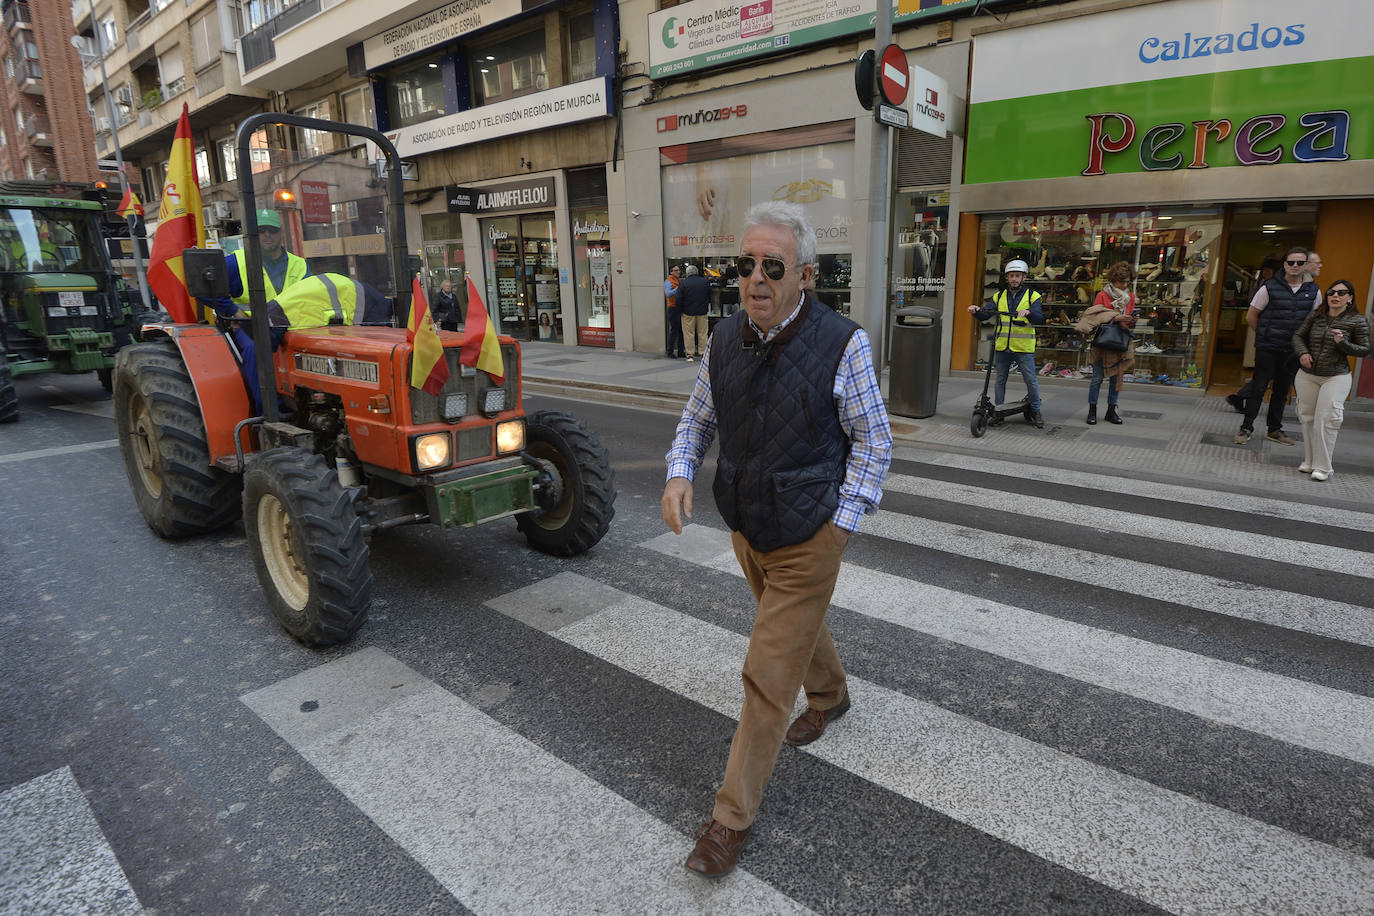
left=865, top=8, right=895, bottom=374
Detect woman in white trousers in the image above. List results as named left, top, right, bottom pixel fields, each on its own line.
left=1291, top=279, right=1371, bottom=481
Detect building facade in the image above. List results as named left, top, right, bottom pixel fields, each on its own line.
left=0, top=0, right=97, bottom=183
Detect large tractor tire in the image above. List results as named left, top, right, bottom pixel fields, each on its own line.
left=243, top=448, right=371, bottom=647
left=113, top=340, right=241, bottom=537
left=0, top=353, right=16, bottom=423
left=517, top=409, right=616, bottom=556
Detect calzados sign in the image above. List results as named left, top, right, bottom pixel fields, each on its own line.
left=1083, top=109, right=1351, bottom=175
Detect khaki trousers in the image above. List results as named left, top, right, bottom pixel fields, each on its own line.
left=1294, top=369, right=1351, bottom=475
left=713, top=521, right=849, bottom=830
left=682, top=314, right=709, bottom=358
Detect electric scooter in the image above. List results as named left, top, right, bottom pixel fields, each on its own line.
left=970, top=315, right=1035, bottom=437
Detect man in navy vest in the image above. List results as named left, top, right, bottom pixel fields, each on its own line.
left=662, top=201, right=892, bottom=878
left=1235, top=246, right=1321, bottom=445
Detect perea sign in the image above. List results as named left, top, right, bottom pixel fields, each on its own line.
left=1083, top=109, right=1352, bottom=175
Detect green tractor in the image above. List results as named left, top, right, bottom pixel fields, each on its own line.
left=0, top=180, right=144, bottom=422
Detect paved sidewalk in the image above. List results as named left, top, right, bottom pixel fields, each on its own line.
left=519, top=341, right=1374, bottom=505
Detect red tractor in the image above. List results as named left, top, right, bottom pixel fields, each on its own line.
left=112, top=115, right=614, bottom=646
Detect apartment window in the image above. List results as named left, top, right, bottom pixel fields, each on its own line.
left=385, top=54, right=444, bottom=129
left=568, top=13, right=596, bottom=82
left=99, top=19, right=118, bottom=53
left=195, top=148, right=211, bottom=187
left=189, top=12, right=223, bottom=70
left=220, top=138, right=237, bottom=182
left=244, top=0, right=289, bottom=31
left=4, top=59, right=12, bottom=79
left=13, top=109, right=23, bottom=132
left=159, top=48, right=186, bottom=96
left=340, top=85, right=378, bottom=160
left=23, top=41, right=39, bottom=61
left=293, top=100, right=331, bottom=158
left=472, top=29, right=547, bottom=105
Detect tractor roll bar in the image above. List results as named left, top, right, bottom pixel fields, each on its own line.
left=234, top=113, right=408, bottom=424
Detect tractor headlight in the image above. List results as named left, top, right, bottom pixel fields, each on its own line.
left=414, top=433, right=451, bottom=471
left=481, top=388, right=506, bottom=416
left=495, top=419, right=525, bottom=454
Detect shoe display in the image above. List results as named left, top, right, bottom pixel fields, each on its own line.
left=1038, top=361, right=1056, bottom=376
left=1311, top=470, right=1330, bottom=481
left=1057, top=368, right=1075, bottom=377
left=1078, top=366, right=1093, bottom=376
left=1234, top=428, right=1252, bottom=445
left=1266, top=429, right=1295, bottom=445
left=1135, top=341, right=1163, bottom=354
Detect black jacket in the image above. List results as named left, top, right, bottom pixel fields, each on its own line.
left=676, top=274, right=712, bottom=316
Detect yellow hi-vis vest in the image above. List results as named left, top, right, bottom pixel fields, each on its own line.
left=269, top=273, right=365, bottom=328
left=233, top=250, right=308, bottom=305
left=994, top=288, right=1041, bottom=353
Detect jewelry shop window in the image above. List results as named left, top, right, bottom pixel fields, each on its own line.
left=972, top=206, right=1223, bottom=387
left=386, top=53, right=445, bottom=129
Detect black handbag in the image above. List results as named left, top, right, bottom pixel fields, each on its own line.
left=1093, top=319, right=1134, bottom=352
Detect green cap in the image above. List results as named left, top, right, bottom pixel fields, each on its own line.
left=256, top=209, right=282, bottom=230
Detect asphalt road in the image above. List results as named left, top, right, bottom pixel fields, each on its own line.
left=2, top=370, right=1372, bottom=915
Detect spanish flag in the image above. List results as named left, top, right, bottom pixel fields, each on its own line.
left=146, top=104, right=204, bottom=324
left=460, top=276, right=505, bottom=383
left=407, top=275, right=450, bottom=394
left=116, top=188, right=143, bottom=219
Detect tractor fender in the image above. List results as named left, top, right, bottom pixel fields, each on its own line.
left=141, top=323, right=254, bottom=466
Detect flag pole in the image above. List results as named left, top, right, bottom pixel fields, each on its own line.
left=86, top=0, right=152, bottom=311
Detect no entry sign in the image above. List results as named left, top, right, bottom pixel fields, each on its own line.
left=878, top=44, right=909, bottom=107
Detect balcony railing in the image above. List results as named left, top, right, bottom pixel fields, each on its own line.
left=24, top=115, right=51, bottom=145
left=240, top=0, right=320, bottom=73
left=4, top=3, right=31, bottom=32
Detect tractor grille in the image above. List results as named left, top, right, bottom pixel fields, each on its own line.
left=36, top=289, right=111, bottom=335
left=410, top=342, right=519, bottom=425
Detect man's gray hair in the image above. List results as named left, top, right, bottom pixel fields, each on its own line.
left=685, top=264, right=699, bottom=276
left=742, top=201, right=816, bottom=267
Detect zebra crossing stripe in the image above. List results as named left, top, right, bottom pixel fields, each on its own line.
left=863, top=510, right=1374, bottom=647
left=0, top=439, right=120, bottom=465
left=241, top=647, right=812, bottom=915
left=0, top=767, right=141, bottom=914
left=884, top=472, right=1374, bottom=578
left=641, top=527, right=1374, bottom=766
left=489, top=572, right=1374, bottom=916
left=905, top=450, right=1374, bottom=533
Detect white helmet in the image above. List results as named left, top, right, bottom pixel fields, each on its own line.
left=1005, top=259, right=1029, bottom=275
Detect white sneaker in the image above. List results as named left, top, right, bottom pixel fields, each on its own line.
left=1311, top=470, right=1330, bottom=481
left=1298, top=462, right=1312, bottom=474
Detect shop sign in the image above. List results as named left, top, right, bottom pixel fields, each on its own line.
left=299, top=180, right=332, bottom=225
left=656, top=104, right=748, bottom=133
left=362, top=0, right=522, bottom=70
left=905, top=63, right=949, bottom=139
left=649, top=0, right=984, bottom=79
left=469, top=177, right=556, bottom=214
left=966, top=0, right=1373, bottom=184
left=446, top=186, right=478, bottom=213
left=573, top=217, right=609, bottom=237
left=385, top=77, right=611, bottom=158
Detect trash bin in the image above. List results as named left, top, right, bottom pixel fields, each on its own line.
left=889, top=305, right=941, bottom=418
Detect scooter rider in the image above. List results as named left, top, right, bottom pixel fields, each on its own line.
left=967, top=259, right=1045, bottom=428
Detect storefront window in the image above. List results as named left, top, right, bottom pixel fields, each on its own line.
left=973, top=206, right=1223, bottom=387
left=567, top=13, right=596, bottom=82
left=482, top=212, right=558, bottom=342
left=471, top=29, right=547, bottom=106
left=421, top=211, right=465, bottom=324
left=386, top=54, right=445, bottom=129
left=571, top=207, right=612, bottom=346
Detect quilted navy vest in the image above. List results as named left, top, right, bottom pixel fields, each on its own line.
left=709, top=294, right=858, bottom=552
left=1256, top=277, right=1318, bottom=353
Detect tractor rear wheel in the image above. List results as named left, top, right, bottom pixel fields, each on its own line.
left=113, top=340, right=241, bottom=537
left=243, top=448, right=371, bottom=647
left=0, top=354, right=16, bottom=423
left=516, top=410, right=616, bottom=556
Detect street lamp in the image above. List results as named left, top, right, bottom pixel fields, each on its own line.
left=71, top=8, right=152, bottom=311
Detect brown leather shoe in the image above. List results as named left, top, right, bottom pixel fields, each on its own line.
left=685, top=819, right=749, bottom=877
left=784, top=690, right=851, bottom=747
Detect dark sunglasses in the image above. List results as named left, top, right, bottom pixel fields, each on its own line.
left=737, top=256, right=790, bottom=280
left=1328, top=287, right=1351, bottom=297
left=1285, top=258, right=1306, bottom=266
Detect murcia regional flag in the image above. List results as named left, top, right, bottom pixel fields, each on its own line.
left=146, top=103, right=204, bottom=324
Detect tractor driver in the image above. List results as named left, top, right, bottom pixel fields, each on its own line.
left=209, top=272, right=392, bottom=412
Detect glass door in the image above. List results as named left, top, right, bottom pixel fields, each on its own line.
left=482, top=216, right=524, bottom=339
left=521, top=213, right=560, bottom=342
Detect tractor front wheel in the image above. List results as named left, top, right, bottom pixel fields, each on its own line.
left=113, top=340, right=241, bottom=537
left=516, top=410, right=616, bottom=556
left=244, top=448, right=372, bottom=647
left=0, top=354, right=16, bottom=423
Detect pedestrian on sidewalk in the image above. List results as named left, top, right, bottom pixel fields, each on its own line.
left=661, top=200, right=892, bottom=879
left=1234, top=247, right=1320, bottom=447
left=1075, top=260, right=1136, bottom=426
left=967, top=258, right=1045, bottom=428
left=664, top=265, right=685, bottom=358
left=1291, top=279, right=1370, bottom=481
left=676, top=264, right=711, bottom=361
